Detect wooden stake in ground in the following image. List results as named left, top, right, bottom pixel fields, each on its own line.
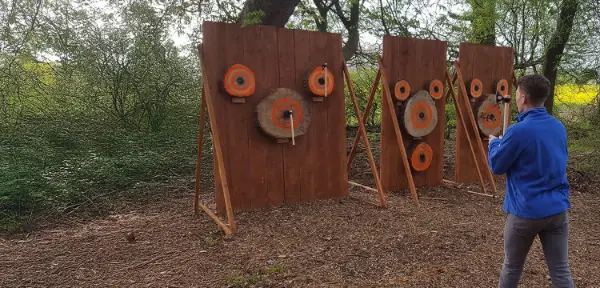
left=377, top=56, right=420, bottom=207
left=347, top=70, right=381, bottom=170
left=343, top=62, right=387, bottom=208
left=193, top=44, right=236, bottom=236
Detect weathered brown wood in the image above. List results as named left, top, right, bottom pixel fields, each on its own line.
left=279, top=27, right=302, bottom=204
left=326, top=33, right=348, bottom=198
left=260, top=25, right=286, bottom=208
left=445, top=70, right=487, bottom=194
left=455, top=43, right=513, bottom=187
left=343, top=62, right=387, bottom=208
left=310, top=31, right=331, bottom=201
left=347, top=69, right=381, bottom=170
left=378, top=56, right=420, bottom=207
left=380, top=36, right=447, bottom=191
left=194, top=89, right=207, bottom=215
left=202, top=21, right=347, bottom=213
left=198, top=43, right=236, bottom=232
left=223, top=23, right=250, bottom=211
left=293, top=29, right=316, bottom=203
left=348, top=181, right=378, bottom=193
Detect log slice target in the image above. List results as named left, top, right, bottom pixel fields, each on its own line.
left=474, top=93, right=503, bottom=136
left=256, top=88, right=311, bottom=139
left=224, top=64, right=256, bottom=97
left=408, top=140, right=433, bottom=172
left=303, top=66, right=334, bottom=97
left=399, top=90, right=438, bottom=137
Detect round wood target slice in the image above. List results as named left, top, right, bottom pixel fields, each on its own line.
left=474, top=93, right=503, bottom=136
left=427, top=79, right=444, bottom=100
left=256, top=88, right=311, bottom=139
left=394, top=80, right=411, bottom=101
left=224, top=64, right=256, bottom=97
left=303, top=66, right=334, bottom=97
left=408, top=140, right=433, bottom=172
left=495, top=79, right=509, bottom=96
left=399, top=90, right=438, bottom=137
left=468, top=78, right=483, bottom=98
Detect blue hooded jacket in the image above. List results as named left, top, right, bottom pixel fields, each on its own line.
left=488, top=107, right=570, bottom=219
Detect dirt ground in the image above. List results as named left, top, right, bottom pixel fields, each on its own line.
left=2, top=132, right=600, bottom=287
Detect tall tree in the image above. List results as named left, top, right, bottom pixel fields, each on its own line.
left=237, top=0, right=301, bottom=26
left=542, top=0, right=579, bottom=115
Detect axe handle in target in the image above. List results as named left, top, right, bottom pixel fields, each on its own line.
left=503, top=100, right=510, bottom=136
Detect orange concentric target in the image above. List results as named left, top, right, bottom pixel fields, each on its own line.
left=495, top=79, right=509, bottom=96
left=224, top=64, right=256, bottom=97
left=394, top=80, right=411, bottom=101
left=468, top=78, right=483, bottom=98
left=305, top=66, right=334, bottom=97
left=271, top=98, right=303, bottom=130
left=399, top=90, right=438, bottom=137
left=256, top=88, right=311, bottom=139
left=474, top=94, right=503, bottom=136
left=427, top=79, right=443, bottom=100
left=408, top=141, right=433, bottom=172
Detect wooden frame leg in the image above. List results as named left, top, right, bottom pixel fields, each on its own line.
left=347, top=69, right=381, bottom=169
left=343, top=63, right=387, bottom=208
left=194, top=44, right=236, bottom=236
left=194, top=89, right=208, bottom=215
left=377, top=56, right=420, bottom=207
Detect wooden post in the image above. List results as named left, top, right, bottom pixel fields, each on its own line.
left=194, top=89, right=208, bottom=215
left=347, top=69, right=381, bottom=169
left=444, top=70, right=487, bottom=194
left=196, top=44, right=237, bottom=234
left=377, top=56, right=420, bottom=207
left=343, top=63, right=387, bottom=208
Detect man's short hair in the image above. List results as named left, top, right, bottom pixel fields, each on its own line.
left=516, top=74, right=551, bottom=106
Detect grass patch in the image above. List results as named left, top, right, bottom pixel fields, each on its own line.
left=225, top=264, right=284, bottom=288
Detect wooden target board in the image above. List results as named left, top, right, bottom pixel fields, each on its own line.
left=455, top=43, right=513, bottom=183
left=380, top=35, right=447, bottom=190
left=202, top=22, right=347, bottom=214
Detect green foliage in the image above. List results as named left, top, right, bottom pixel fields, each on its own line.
left=241, top=10, right=265, bottom=26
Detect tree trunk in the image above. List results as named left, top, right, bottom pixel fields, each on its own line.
left=542, top=0, right=579, bottom=115
left=237, top=0, right=301, bottom=27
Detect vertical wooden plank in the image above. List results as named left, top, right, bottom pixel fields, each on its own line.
left=309, top=31, right=330, bottom=200
left=222, top=22, right=250, bottom=212
left=260, top=25, right=286, bottom=207
left=202, top=22, right=230, bottom=215
left=326, top=33, right=348, bottom=198
left=278, top=28, right=302, bottom=204
left=293, top=30, right=315, bottom=202
left=379, top=35, right=398, bottom=191
left=243, top=25, right=269, bottom=209
left=380, top=36, right=447, bottom=190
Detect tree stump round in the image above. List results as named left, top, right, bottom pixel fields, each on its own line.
left=474, top=93, right=503, bottom=136
left=303, top=65, right=334, bottom=97
left=223, top=64, right=256, bottom=97
left=256, top=88, right=311, bottom=139
left=468, top=78, right=483, bottom=98
left=399, top=90, right=438, bottom=137
left=394, top=80, right=411, bottom=101
left=495, top=79, right=509, bottom=96
left=427, top=79, right=444, bottom=100
left=407, top=140, right=433, bottom=172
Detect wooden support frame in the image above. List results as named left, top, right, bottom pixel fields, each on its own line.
left=342, top=62, right=387, bottom=208
left=193, top=44, right=236, bottom=237
left=345, top=58, right=420, bottom=207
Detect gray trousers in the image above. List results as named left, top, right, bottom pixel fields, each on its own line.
left=498, top=211, right=574, bottom=288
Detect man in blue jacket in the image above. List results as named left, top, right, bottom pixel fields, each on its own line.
left=488, top=74, right=573, bottom=288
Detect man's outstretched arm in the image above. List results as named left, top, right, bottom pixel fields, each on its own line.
left=488, top=126, right=523, bottom=175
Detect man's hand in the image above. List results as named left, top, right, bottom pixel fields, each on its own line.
left=488, top=134, right=501, bottom=147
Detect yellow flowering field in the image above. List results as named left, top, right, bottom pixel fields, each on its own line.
left=554, top=84, right=599, bottom=105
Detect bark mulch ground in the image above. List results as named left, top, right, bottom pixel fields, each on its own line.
left=1, top=133, right=599, bottom=287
